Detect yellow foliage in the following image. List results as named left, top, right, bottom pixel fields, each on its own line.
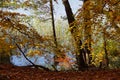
left=92, top=51, right=105, bottom=67
left=26, top=49, right=43, bottom=57
left=109, top=10, right=114, bottom=20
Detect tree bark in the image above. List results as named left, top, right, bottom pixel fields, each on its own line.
left=50, top=0, right=60, bottom=71
left=103, top=28, right=109, bottom=68
left=50, top=0, right=57, bottom=47
left=83, top=0, right=92, bottom=65
left=62, top=0, right=87, bottom=70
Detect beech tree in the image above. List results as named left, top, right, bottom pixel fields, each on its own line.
left=62, top=0, right=90, bottom=70
left=76, top=0, right=120, bottom=68
left=0, top=0, right=55, bottom=70
left=62, top=0, right=120, bottom=70
left=0, top=0, right=120, bottom=70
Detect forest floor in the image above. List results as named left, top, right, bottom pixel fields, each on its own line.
left=0, top=64, right=120, bottom=80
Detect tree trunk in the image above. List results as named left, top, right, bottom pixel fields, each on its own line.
left=103, top=28, right=109, bottom=68
left=83, top=0, right=92, bottom=65
left=62, top=0, right=87, bottom=70
left=50, top=0, right=57, bottom=47
left=50, top=0, right=59, bottom=71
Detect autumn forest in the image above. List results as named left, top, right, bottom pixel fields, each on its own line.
left=0, top=0, right=120, bottom=80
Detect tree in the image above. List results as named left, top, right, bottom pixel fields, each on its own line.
left=76, top=0, right=120, bottom=68
left=0, top=0, right=55, bottom=70
left=62, top=0, right=87, bottom=70
left=1, top=0, right=120, bottom=70
left=83, top=0, right=92, bottom=65
left=50, top=0, right=57, bottom=47
left=62, top=0, right=120, bottom=69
